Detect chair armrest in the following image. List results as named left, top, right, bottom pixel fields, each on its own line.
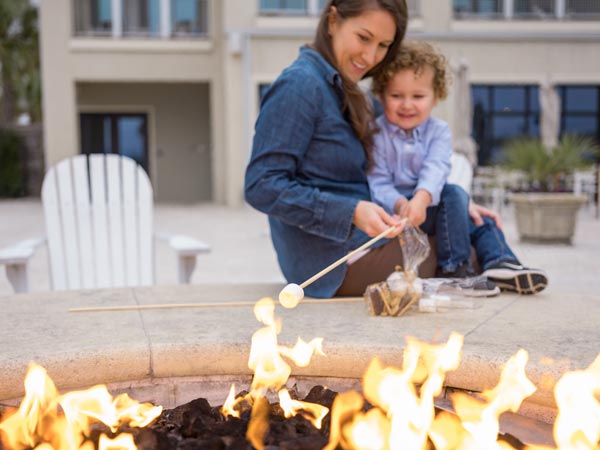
left=155, top=232, right=211, bottom=284
left=0, top=237, right=45, bottom=265
left=0, top=237, right=46, bottom=293
left=155, top=232, right=211, bottom=256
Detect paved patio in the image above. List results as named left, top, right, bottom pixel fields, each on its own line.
left=1, top=198, right=599, bottom=295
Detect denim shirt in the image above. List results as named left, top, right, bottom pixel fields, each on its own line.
left=368, top=115, right=452, bottom=214
left=245, top=46, right=379, bottom=298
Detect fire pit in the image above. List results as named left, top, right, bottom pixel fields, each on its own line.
left=1, top=283, right=599, bottom=448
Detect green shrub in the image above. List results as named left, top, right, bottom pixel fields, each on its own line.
left=500, top=135, right=599, bottom=192
left=0, top=127, right=25, bottom=197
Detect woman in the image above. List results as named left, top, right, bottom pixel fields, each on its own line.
left=245, top=0, right=409, bottom=298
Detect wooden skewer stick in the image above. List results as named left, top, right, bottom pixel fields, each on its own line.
left=68, top=297, right=364, bottom=313
left=299, top=220, right=406, bottom=290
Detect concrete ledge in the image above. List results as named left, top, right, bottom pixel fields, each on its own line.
left=2, top=284, right=599, bottom=425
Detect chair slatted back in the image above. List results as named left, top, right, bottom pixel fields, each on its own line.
left=41, top=154, right=154, bottom=290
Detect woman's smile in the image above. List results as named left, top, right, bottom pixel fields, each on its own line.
left=329, top=8, right=396, bottom=83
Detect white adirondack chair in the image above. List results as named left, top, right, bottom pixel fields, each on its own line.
left=0, top=154, right=210, bottom=293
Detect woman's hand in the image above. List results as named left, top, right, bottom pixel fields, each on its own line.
left=469, top=201, right=503, bottom=230
left=353, top=200, right=404, bottom=238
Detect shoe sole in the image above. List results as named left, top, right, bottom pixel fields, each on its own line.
left=483, top=268, right=548, bottom=295
left=459, top=285, right=501, bottom=298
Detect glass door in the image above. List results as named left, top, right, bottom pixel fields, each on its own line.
left=80, top=113, right=149, bottom=173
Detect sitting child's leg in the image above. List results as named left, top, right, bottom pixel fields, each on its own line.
left=427, top=184, right=473, bottom=276
left=470, top=217, right=548, bottom=294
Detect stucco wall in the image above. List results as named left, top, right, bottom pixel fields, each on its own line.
left=78, top=82, right=212, bottom=203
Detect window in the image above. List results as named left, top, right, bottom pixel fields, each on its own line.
left=171, top=0, right=209, bottom=36
left=471, top=85, right=539, bottom=165
left=80, top=113, right=149, bottom=172
left=514, top=0, right=555, bottom=18
left=453, top=0, right=503, bottom=18
left=454, top=0, right=600, bottom=18
left=122, top=0, right=160, bottom=37
left=260, top=0, right=308, bottom=15
left=74, top=0, right=113, bottom=36
left=73, top=0, right=209, bottom=38
left=558, top=85, right=600, bottom=145
left=566, top=0, right=600, bottom=18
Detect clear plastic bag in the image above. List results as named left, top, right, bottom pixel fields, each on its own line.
left=418, top=294, right=480, bottom=313
left=364, top=223, right=482, bottom=316
left=398, top=222, right=430, bottom=276
left=364, top=223, right=429, bottom=317
left=422, top=276, right=494, bottom=298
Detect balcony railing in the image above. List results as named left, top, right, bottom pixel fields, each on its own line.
left=73, top=0, right=209, bottom=38
left=259, top=0, right=327, bottom=16
left=454, top=0, right=600, bottom=19
left=258, top=0, right=421, bottom=17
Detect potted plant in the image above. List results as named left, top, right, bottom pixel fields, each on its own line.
left=501, top=134, right=599, bottom=244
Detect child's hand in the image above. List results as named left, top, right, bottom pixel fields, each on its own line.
left=404, top=190, right=431, bottom=227
left=393, top=197, right=409, bottom=216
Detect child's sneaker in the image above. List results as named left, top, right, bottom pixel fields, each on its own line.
left=482, top=261, right=548, bottom=295
left=435, top=264, right=500, bottom=297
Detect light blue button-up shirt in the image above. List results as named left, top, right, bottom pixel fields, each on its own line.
left=367, top=115, right=452, bottom=214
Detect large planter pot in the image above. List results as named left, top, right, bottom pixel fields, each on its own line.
left=509, top=193, right=587, bottom=244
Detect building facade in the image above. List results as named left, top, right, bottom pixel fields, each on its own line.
left=39, top=0, right=600, bottom=204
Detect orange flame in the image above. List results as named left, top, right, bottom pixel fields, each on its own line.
left=552, top=354, right=600, bottom=449
left=434, top=348, right=537, bottom=449
left=0, top=362, right=162, bottom=450
left=231, top=297, right=328, bottom=448
left=97, top=433, right=136, bottom=450
left=220, top=384, right=241, bottom=419
left=344, top=408, right=390, bottom=450
left=278, top=388, right=329, bottom=429
left=326, top=333, right=463, bottom=450
left=246, top=297, right=325, bottom=396
left=279, top=337, right=325, bottom=367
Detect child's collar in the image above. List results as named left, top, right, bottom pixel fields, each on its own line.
left=383, top=116, right=431, bottom=140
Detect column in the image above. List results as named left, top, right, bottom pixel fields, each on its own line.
left=111, top=0, right=122, bottom=37
left=307, top=0, right=319, bottom=16
left=556, top=0, right=566, bottom=19
left=160, top=0, right=171, bottom=38
left=504, top=0, right=514, bottom=19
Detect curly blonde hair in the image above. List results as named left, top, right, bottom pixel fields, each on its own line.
left=372, top=40, right=451, bottom=100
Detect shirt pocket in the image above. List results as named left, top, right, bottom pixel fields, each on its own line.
left=399, top=142, right=425, bottom=181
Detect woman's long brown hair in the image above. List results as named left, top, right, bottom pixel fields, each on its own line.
left=313, top=0, right=408, bottom=167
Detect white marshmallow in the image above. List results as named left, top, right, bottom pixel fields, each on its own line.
left=278, top=283, right=304, bottom=309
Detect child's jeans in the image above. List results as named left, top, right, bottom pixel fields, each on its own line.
left=469, top=216, right=519, bottom=271
left=420, top=184, right=472, bottom=273
left=419, top=184, right=519, bottom=273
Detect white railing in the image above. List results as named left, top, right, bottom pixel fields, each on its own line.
left=73, top=0, right=209, bottom=38
left=454, top=0, right=600, bottom=19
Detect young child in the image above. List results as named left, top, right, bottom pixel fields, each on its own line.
left=368, top=41, right=548, bottom=294
left=368, top=41, right=476, bottom=278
